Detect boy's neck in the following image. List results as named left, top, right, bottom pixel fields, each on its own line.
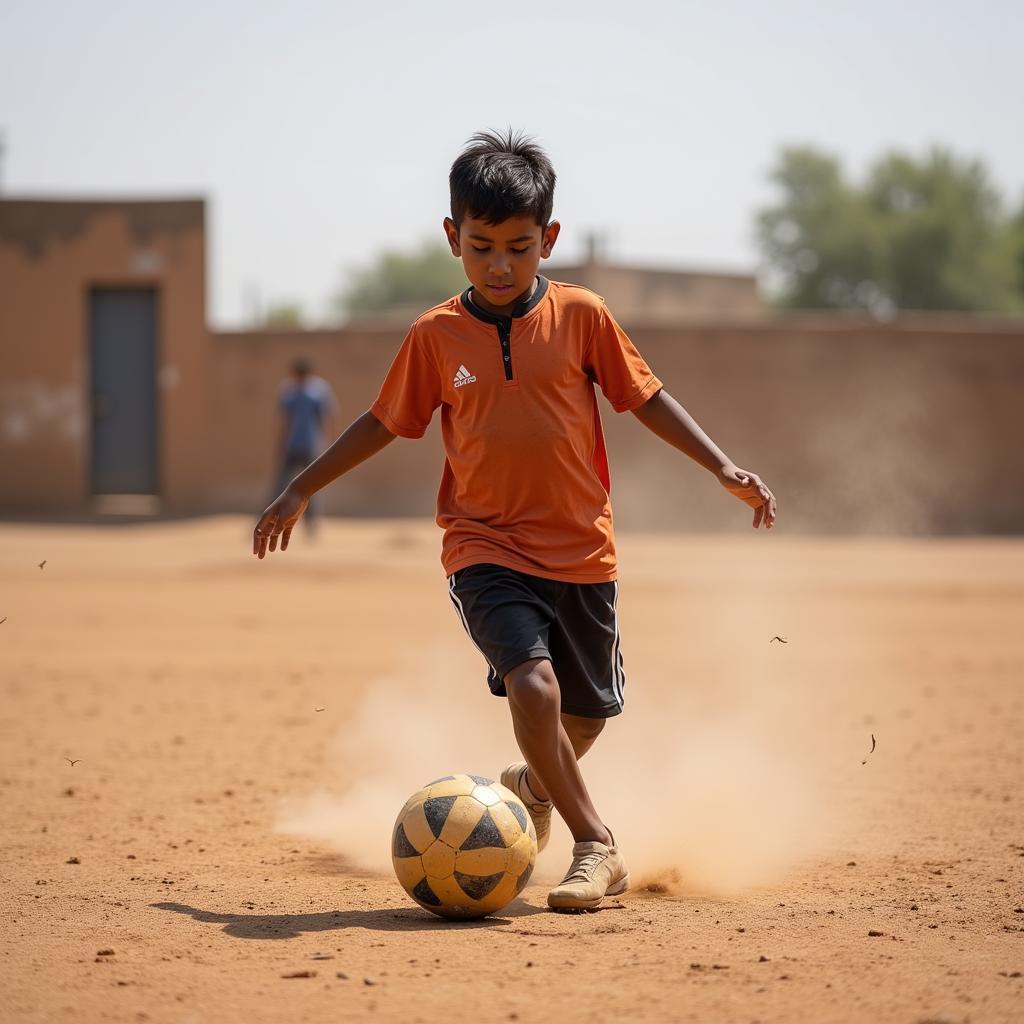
left=469, top=276, right=538, bottom=318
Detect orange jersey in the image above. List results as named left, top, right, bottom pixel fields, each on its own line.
left=371, top=277, right=662, bottom=582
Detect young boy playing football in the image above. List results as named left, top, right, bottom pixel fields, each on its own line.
left=253, top=130, right=776, bottom=911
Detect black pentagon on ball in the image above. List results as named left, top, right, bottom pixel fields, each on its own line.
left=392, top=822, right=419, bottom=858
left=460, top=809, right=504, bottom=851
left=455, top=870, right=505, bottom=901
left=412, top=877, right=442, bottom=907
left=508, top=801, right=529, bottom=833
left=513, top=862, right=534, bottom=896
left=469, top=774, right=493, bottom=786
left=423, top=795, right=458, bottom=838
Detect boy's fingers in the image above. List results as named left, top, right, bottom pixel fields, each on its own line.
left=728, top=470, right=776, bottom=528
left=253, top=518, right=265, bottom=556
left=255, top=513, right=278, bottom=558
left=281, top=525, right=293, bottom=551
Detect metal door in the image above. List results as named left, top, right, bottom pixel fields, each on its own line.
left=89, top=288, right=158, bottom=495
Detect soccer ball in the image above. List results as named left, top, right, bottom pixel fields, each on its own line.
left=392, top=773, right=537, bottom=919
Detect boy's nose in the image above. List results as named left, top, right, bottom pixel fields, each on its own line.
left=488, top=254, right=512, bottom=274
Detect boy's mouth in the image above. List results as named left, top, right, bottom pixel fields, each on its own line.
left=485, top=283, right=514, bottom=296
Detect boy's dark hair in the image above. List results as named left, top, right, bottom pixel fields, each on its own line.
left=449, top=129, right=556, bottom=228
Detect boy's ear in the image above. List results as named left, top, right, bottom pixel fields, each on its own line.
left=443, top=217, right=461, bottom=257
left=541, top=220, right=561, bottom=259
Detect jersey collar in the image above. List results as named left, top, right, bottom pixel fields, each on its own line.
left=460, top=275, right=549, bottom=325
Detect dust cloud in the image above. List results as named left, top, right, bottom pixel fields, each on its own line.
left=278, top=612, right=849, bottom=898
left=577, top=697, right=828, bottom=895
left=276, top=649, right=513, bottom=872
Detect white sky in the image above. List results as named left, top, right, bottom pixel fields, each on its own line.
left=2, top=0, right=1022, bottom=326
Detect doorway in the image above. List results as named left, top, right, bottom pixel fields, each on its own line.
left=89, top=288, right=158, bottom=496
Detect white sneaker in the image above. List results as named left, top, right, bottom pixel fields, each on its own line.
left=547, top=834, right=629, bottom=911
left=500, top=762, right=552, bottom=853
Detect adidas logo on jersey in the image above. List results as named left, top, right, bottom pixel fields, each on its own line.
left=453, top=365, right=477, bottom=388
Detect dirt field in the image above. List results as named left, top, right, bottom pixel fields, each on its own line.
left=1, top=517, right=1021, bottom=1023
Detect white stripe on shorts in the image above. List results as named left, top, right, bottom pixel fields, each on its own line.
left=610, top=581, right=624, bottom=708
left=448, top=574, right=499, bottom=680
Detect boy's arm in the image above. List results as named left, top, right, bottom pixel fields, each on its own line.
left=253, top=410, right=396, bottom=557
left=631, top=388, right=777, bottom=529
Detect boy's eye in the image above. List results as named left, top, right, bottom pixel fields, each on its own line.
left=469, top=245, right=530, bottom=254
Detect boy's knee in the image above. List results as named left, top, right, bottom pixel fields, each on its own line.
left=504, top=658, right=559, bottom=715
left=572, top=717, right=605, bottom=742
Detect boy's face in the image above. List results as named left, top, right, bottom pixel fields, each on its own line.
left=443, top=214, right=560, bottom=316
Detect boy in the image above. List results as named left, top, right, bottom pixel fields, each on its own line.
left=253, top=130, right=776, bottom=911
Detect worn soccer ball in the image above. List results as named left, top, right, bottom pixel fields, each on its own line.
left=392, top=773, right=537, bottom=919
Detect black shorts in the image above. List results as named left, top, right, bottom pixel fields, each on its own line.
left=447, top=563, right=626, bottom=719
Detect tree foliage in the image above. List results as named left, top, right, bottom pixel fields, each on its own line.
left=261, top=302, right=304, bottom=328
left=757, top=146, right=1023, bottom=313
left=335, top=241, right=468, bottom=318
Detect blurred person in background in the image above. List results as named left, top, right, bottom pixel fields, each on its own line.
left=275, top=355, right=337, bottom=533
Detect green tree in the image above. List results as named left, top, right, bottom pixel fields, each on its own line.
left=1008, top=198, right=1024, bottom=300
left=757, top=146, right=1023, bottom=314
left=262, top=302, right=304, bottom=328
left=335, top=241, right=468, bottom=319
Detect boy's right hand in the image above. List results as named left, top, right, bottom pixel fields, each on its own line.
left=253, top=486, right=309, bottom=558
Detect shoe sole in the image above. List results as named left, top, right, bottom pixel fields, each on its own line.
left=547, top=873, right=630, bottom=911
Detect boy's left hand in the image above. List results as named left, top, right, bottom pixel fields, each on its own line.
left=718, top=464, right=777, bottom=529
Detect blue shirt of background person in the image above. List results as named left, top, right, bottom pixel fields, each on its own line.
left=275, top=356, right=338, bottom=528
left=278, top=355, right=337, bottom=462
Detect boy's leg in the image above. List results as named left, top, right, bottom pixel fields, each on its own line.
left=448, top=565, right=627, bottom=903
left=520, top=713, right=604, bottom=803
left=515, top=583, right=628, bottom=910
left=509, top=670, right=628, bottom=910
left=504, top=657, right=611, bottom=846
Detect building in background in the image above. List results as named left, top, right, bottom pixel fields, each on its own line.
left=548, top=233, right=762, bottom=323
left=0, top=198, right=208, bottom=516
left=2, top=197, right=1022, bottom=533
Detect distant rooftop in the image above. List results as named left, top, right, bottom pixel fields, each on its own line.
left=547, top=231, right=761, bottom=324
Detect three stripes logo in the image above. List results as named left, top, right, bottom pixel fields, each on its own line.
left=453, top=364, right=477, bottom=388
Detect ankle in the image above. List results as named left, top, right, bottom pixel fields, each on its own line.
left=573, top=826, right=613, bottom=846
left=522, top=767, right=551, bottom=805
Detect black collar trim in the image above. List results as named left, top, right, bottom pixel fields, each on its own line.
left=460, top=275, right=549, bottom=324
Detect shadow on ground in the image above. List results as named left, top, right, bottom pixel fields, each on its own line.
left=151, top=900, right=547, bottom=939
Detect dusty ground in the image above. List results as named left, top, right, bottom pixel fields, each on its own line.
left=0, top=517, right=1021, bottom=1023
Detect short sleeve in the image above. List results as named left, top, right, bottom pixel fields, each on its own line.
left=371, top=325, right=442, bottom=438
left=585, top=304, right=662, bottom=412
